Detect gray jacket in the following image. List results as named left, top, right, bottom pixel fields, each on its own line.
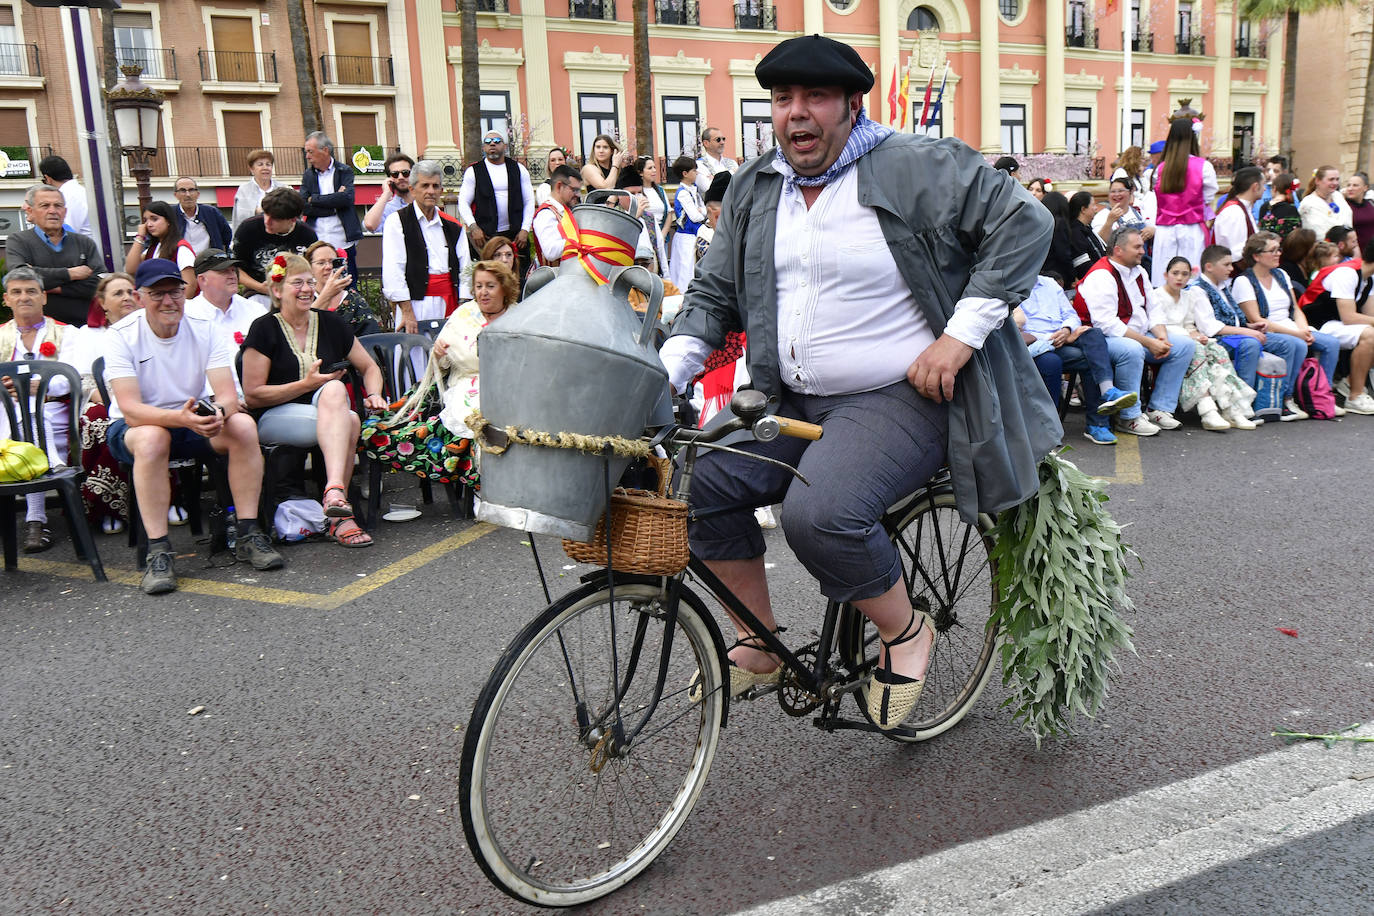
left=669, top=133, right=1063, bottom=521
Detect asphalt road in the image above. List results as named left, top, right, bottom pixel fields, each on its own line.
left=2, top=406, right=1373, bottom=915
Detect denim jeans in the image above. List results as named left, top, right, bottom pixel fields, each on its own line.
left=1059, top=329, right=1136, bottom=426
left=1140, top=331, right=1198, bottom=414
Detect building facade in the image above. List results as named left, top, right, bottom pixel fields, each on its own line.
left=1292, top=1, right=1374, bottom=177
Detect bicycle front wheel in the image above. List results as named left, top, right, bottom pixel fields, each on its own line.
left=460, top=580, right=725, bottom=908
left=842, top=490, right=1000, bottom=742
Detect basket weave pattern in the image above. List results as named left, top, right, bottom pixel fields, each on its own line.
left=562, top=457, right=688, bottom=575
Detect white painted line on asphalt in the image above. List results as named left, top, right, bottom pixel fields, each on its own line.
left=732, top=725, right=1374, bottom=916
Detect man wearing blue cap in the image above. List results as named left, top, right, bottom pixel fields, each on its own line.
left=103, top=258, right=285, bottom=594
left=662, top=34, right=1059, bottom=730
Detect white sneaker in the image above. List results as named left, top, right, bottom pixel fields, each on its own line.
left=1333, top=404, right=1347, bottom=417
left=1200, top=410, right=1230, bottom=431
left=754, top=506, right=778, bottom=529
left=1115, top=415, right=1160, bottom=437
left=1344, top=393, right=1374, bottom=414
left=1335, top=377, right=1352, bottom=400
left=1146, top=409, right=1182, bottom=430
left=1224, top=406, right=1257, bottom=429
left=1283, top=399, right=1310, bottom=421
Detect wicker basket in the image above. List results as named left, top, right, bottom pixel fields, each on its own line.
left=562, top=456, right=688, bottom=575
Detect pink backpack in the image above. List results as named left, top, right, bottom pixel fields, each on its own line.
left=1294, top=358, right=1338, bottom=420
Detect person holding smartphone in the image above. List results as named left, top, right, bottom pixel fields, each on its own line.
left=364, top=153, right=415, bottom=233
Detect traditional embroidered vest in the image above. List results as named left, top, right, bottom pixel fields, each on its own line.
left=468, top=158, right=525, bottom=237
left=0, top=318, right=67, bottom=362
left=1299, top=260, right=1370, bottom=328
left=1208, top=198, right=1256, bottom=247
left=1072, top=257, right=1146, bottom=326
left=1192, top=277, right=1245, bottom=327
left=532, top=201, right=580, bottom=268
left=1155, top=156, right=1207, bottom=226
left=399, top=205, right=465, bottom=302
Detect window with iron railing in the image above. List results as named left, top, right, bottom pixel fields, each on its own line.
left=319, top=54, right=394, bottom=86
left=655, top=0, right=698, bottom=25
left=199, top=49, right=277, bottom=82
left=734, top=1, right=776, bottom=29
left=0, top=41, right=38, bottom=77
left=570, top=0, right=614, bottom=19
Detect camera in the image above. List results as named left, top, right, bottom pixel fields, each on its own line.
left=193, top=398, right=219, bottom=418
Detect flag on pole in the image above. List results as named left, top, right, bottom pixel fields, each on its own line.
left=924, top=63, right=950, bottom=130
left=915, top=67, right=936, bottom=128
left=898, top=65, right=912, bottom=130
left=887, top=64, right=899, bottom=124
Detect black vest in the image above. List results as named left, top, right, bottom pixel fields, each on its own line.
left=469, top=158, right=525, bottom=237
left=398, top=204, right=464, bottom=301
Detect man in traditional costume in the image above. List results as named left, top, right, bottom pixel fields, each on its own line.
left=661, top=35, right=1060, bottom=730
left=382, top=160, right=470, bottom=334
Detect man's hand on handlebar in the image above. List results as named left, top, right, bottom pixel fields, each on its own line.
left=907, top=334, right=974, bottom=404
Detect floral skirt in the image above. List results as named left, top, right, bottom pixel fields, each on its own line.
left=80, top=403, right=130, bottom=523
left=360, top=391, right=479, bottom=488
left=1178, top=341, right=1256, bottom=413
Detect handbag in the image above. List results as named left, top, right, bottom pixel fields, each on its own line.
left=0, top=439, right=50, bottom=483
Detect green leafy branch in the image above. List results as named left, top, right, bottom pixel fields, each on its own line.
left=989, top=450, right=1138, bottom=746
left=1272, top=723, right=1374, bottom=748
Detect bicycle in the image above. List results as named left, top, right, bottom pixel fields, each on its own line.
left=458, top=390, right=1001, bottom=908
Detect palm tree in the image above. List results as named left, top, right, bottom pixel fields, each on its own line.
left=633, top=0, right=652, bottom=156
left=1237, top=0, right=1350, bottom=161
left=460, top=0, right=481, bottom=165
left=286, top=0, right=323, bottom=135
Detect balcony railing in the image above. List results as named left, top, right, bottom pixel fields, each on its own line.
left=1131, top=31, right=1153, bottom=52
left=318, top=54, right=394, bottom=86
left=570, top=0, right=615, bottom=18
left=1175, top=34, right=1206, bottom=55
left=1066, top=25, right=1097, bottom=49
left=0, top=145, right=53, bottom=181
left=114, top=46, right=177, bottom=81
left=656, top=0, right=699, bottom=25
left=197, top=49, right=278, bottom=83
left=121, top=145, right=308, bottom=180
left=1235, top=37, right=1267, bottom=58
left=735, top=2, right=776, bottom=29
left=0, top=43, right=41, bottom=78
left=475, top=0, right=508, bottom=9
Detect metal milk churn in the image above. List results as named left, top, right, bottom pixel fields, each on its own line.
left=475, top=200, right=667, bottom=540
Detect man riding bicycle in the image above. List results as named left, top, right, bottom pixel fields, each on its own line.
left=659, top=35, right=1062, bottom=729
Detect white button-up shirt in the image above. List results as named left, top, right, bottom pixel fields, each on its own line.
left=381, top=202, right=470, bottom=304
left=313, top=160, right=347, bottom=248
left=1077, top=258, right=1149, bottom=337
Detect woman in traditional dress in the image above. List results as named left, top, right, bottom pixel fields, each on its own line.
left=1151, top=118, right=1217, bottom=287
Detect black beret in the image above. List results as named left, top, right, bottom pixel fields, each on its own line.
left=703, top=170, right=731, bottom=205
left=755, top=35, right=874, bottom=94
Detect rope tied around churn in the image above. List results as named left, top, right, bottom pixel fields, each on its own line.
left=466, top=411, right=652, bottom=459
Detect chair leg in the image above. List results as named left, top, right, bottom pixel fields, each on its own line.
left=59, top=481, right=106, bottom=582
left=182, top=464, right=204, bottom=537
left=420, top=478, right=434, bottom=506
left=365, top=460, right=382, bottom=532
left=1, top=493, right=17, bottom=571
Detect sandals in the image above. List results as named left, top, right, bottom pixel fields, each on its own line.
left=323, top=485, right=354, bottom=519
left=101, top=517, right=126, bottom=535
left=867, top=610, right=936, bottom=731
left=328, top=516, right=373, bottom=548
left=22, top=521, right=52, bottom=554
left=689, top=627, right=785, bottom=703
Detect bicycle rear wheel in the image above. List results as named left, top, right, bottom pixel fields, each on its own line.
left=842, top=490, right=1000, bottom=742
left=460, top=580, right=725, bottom=907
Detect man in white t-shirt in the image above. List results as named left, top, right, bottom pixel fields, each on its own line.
left=1299, top=240, right=1374, bottom=414
left=460, top=131, right=533, bottom=276
left=104, top=258, right=284, bottom=595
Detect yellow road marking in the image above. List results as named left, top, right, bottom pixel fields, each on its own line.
left=15, top=522, right=497, bottom=609
left=1094, top=432, right=1143, bottom=485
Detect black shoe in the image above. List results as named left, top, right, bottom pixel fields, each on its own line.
left=235, top=530, right=285, bottom=570
left=141, top=547, right=177, bottom=595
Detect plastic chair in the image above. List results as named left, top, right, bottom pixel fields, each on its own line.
left=93, top=357, right=226, bottom=569
left=415, top=318, right=446, bottom=340
left=357, top=333, right=475, bottom=529
left=0, top=359, right=105, bottom=581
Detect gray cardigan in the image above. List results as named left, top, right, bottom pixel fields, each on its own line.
left=668, top=133, right=1063, bottom=521
left=5, top=228, right=103, bottom=327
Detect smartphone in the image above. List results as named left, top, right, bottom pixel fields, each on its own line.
left=193, top=398, right=219, bottom=417
left=331, top=257, right=346, bottom=270
left=325, top=359, right=352, bottom=374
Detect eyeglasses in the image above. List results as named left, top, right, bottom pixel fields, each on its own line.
left=1261, top=247, right=1282, bottom=255
left=483, top=137, right=505, bottom=145
left=285, top=278, right=318, bottom=290
left=388, top=169, right=410, bottom=178
left=175, top=187, right=198, bottom=194
left=144, top=288, right=186, bottom=303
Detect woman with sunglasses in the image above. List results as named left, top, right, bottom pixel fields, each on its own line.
left=363, top=153, right=416, bottom=232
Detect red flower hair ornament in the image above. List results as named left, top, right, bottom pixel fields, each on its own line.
left=39, top=342, right=57, bottom=358
left=267, top=253, right=289, bottom=283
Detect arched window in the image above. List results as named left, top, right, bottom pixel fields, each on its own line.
left=906, top=6, right=939, bottom=30
left=999, top=0, right=1020, bottom=21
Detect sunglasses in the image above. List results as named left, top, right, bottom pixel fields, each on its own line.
left=388, top=169, right=410, bottom=178
left=483, top=137, right=505, bottom=145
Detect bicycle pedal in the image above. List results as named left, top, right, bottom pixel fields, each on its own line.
left=738, top=683, right=778, bottom=701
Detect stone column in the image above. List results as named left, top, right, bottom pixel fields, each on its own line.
left=521, top=4, right=556, bottom=149
left=804, top=0, right=825, bottom=35
left=980, top=0, right=1001, bottom=152
left=1045, top=0, right=1066, bottom=153
left=417, top=0, right=459, bottom=158
left=880, top=0, right=899, bottom=126
left=1264, top=17, right=1283, bottom=159
left=1211, top=0, right=1234, bottom=158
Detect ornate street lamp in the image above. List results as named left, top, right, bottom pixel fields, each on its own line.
left=106, top=64, right=164, bottom=215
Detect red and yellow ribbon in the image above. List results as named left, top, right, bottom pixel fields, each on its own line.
left=540, top=204, right=636, bottom=286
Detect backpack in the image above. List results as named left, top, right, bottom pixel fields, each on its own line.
left=1293, top=357, right=1338, bottom=420
left=1252, top=352, right=1287, bottom=419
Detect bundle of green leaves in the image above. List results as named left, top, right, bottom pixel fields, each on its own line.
left=989, top=450, right=1137, bottom=746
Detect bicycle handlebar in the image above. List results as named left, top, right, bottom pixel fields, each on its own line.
left=775, top=417, right=823, bottom=440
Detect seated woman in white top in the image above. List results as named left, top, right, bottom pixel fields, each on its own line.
left=1091, top=177, right=1154, bottom=245
left=1299, top=165, right=1352, bottom=239
left=1146, top=256, right=1257, bottom=430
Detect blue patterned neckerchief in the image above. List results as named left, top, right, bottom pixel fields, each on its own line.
left=1191, top=276, right=1243, bottom=326
left=771, top=107, right=893, bottom=189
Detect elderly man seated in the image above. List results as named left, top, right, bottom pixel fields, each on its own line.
left=0, top=266, right=79, bottom=552
left=104, top=259, right=284, bottom=595
left=1014, top=271, right=1137, bottom=445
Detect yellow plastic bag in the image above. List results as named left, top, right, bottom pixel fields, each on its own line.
left=0, top=439, right=49, bottom=483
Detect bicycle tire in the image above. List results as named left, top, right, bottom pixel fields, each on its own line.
left=840, top=490, right=1000, bottom=742
left=460, top=580, right=725, bottom=908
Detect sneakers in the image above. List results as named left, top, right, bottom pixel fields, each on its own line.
left=141, top=547, right=177, bottom=595
left=1282, top=399, right=1309, bottom=421
left=1200, top=410, right=1230, bottom=431
left=1096, top=387, right=1138, bottom=416
left=1335, top=377, right=1351, bottom=400
left=1115, top=415, right=1160, bottom=437
left=1146, top=409, right=1183, bottom=430
left=1083, top=425, right=1118, bottom=445
left=1224, top=406, right=1258, bottom=429
left=1344, top=392, right=1374, bottom=414
left=1332, top=403, right=1347, bottom=417
left=235, top=530, right=285, bottom=570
